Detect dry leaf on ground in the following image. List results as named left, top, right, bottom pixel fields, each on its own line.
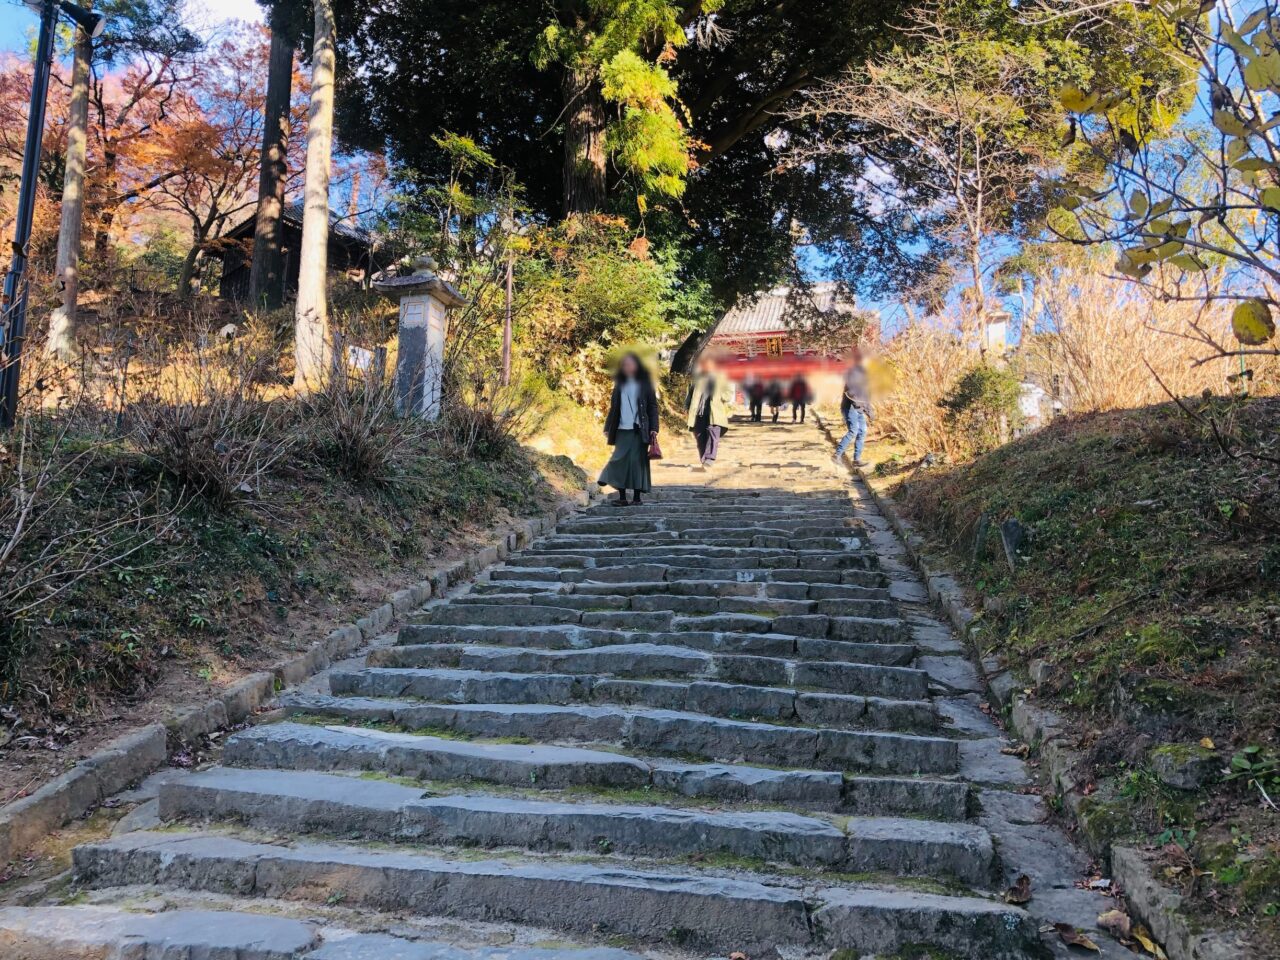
left=1054, top=923, right=1101, bottom=951
left=1096, top=908, right=1131, bottom=939
left=1004, top=874, right=1033, bottom=904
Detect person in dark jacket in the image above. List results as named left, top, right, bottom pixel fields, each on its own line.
left=788, top=374, right=810, bottom=423
left=598, top=352, right=659, bottom=506
left=746, top=377, right=765, bottom=422
left=766, top=380, right=784, bottom=423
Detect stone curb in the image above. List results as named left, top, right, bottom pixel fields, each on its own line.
left=812, top=411, right=1241, bottom=960
left=0, top=476, right=600, bottom=865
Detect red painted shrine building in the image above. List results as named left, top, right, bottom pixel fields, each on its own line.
left=700, top=283, right=875, bottom=405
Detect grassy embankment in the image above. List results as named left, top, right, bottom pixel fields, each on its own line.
left=869, top=397, right=1279, bottom=944
left=0, top=399, right=587, bottom=811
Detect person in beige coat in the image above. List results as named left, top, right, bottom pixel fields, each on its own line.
left=685, top=355, right=734, bottom=470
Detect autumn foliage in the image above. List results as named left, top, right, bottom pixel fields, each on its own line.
left=0, top=24, right=307, bottom=301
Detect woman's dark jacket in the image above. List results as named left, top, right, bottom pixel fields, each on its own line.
left=604, top=377, right=660, bottom=445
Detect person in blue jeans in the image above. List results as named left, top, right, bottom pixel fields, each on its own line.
left=834, top=350, right=872, bottom=468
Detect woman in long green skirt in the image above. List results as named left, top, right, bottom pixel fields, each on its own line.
left=598, top=353, right=659, bottom=506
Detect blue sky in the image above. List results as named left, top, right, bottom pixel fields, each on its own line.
left=0, top=0, right=262, bottom=53
left=1, top=0, right=43, bottom=52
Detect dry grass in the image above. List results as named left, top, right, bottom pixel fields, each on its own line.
left=1022, top=267, right=1280, bottom=412
left=875, top=266, right=1280, bottom=462
left=875, top=316, right=981, bottom=460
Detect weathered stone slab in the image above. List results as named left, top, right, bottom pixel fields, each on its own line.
left=224, top=722, right=651, bottom=788
left=652, top=761, right=843, bottom=805
left=814, top=887, right=1038, bottom=959
left=429, top=604, right=582, bottom=627
left=73, top=832, right=814, bottom=951
left=308, top=936, right=645, bottom=960
left=0, top=906, right=320, bottom=960
left=330, top=667, right=590, bottom=704
left=792, top=660, right=929, bottom=700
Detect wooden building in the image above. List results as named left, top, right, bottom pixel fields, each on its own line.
left=215, top=202, right=375, bottom=304
left=697, top=283, right=875, bottom=404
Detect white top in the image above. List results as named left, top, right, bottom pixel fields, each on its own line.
left=619, top=379, right=640, bottom=430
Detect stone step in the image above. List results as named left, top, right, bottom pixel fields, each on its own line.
left=391, top=624, right=921, bottom=670
left=330, top=668, right=938, bottom=731
left=555, top=517, right=863, bottom=536
left=453, top=591, right=895, bottom=619
left=486, top=566, right=888, bottom=589
left=0, top=906, right=322, bottom=959
left=224, top=722, right=969, bottom=818
left=225, top=721, right=651, bottom=788
left=392, top=624, right=917, bottom=667
left=572, top=579, right=892, bottom=601
left=159, top=767, right=993, bottom=883
left=399, top=623, right=788, bottom=656
left=311, top=938, right=641, bottom=960
left=504, top=551, right=875, bottom=572
left=581, top=503, right=855, bottom=514
left=0, top=906, right=637, bottom=960
left=371, top=642, right=925, bottom=696
left=536, top=536, right=868, bottom=552
left=519, top=544, right=872, bottom=563
left=72, top=832, right=1037, bottom=958
left=277, top=695, right=958, bottom=773
left=534, top=536, right=866, bottom=553
left=420, top=603, right=909, bottom=645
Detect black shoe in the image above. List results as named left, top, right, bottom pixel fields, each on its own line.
left=610, top=496, right=631, bottom=507
left=632, top=494, right=644, bottom=506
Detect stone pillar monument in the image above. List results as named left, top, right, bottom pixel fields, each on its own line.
left=373, top=256, right=467, bottom=420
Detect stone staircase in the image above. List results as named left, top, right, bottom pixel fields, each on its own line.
left=2, top=419, right=1120, bottom=959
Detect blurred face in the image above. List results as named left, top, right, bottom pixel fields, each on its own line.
left=620, top=354, right=640, bottom=378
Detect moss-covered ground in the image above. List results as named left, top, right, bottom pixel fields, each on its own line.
left=0, top=416, right=584, bottom=808
left=875, top=397, right=1279, bottom=947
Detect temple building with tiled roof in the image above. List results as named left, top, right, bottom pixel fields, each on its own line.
left=695, top=283, right=876, bottom=405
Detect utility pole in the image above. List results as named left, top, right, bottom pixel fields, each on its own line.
left=0, top=0, right=104, bottom=429
left=499, top=213, right=525, bottom=388
left=502, top=252, right=513, bottom=387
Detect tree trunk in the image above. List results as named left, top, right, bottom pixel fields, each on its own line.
left=969, top=242, right=986, bottom=321
left=294, top=0, right=335, bottom=391
left=561, top=66, right=607, bottom=216
left=46, top=28, right=91, bottom=360
left=178, top=243, right=202, bottom=299
left=346, top=167, right=361, bottom=219
left=248, top=16, right=295, bottom=310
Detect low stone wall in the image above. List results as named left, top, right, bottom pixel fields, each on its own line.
left=0, top=480, right=600, bottom=865
left=811, top=411, right=1244, bottom=960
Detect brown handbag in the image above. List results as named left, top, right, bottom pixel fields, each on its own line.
left=647, top=433, right=664, bottom=460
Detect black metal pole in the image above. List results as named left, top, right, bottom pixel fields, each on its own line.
left=0, top=0, right=59, bottom=430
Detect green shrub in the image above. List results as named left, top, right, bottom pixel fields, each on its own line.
left=938, top=362, right=1022, bottom=456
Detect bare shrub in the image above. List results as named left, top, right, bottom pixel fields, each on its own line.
left=299, top=367, right=421, bottom=485
left=125, top=337, right=292, bottom=508
left=438, top=361, right=550, bottom=462
left=0, top=410, right=176, bottom=695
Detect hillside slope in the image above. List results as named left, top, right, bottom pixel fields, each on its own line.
left=883, top=397, right=1279, bottom=945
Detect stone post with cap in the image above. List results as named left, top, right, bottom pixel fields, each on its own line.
left=372, top=255, right=467, bottom=420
